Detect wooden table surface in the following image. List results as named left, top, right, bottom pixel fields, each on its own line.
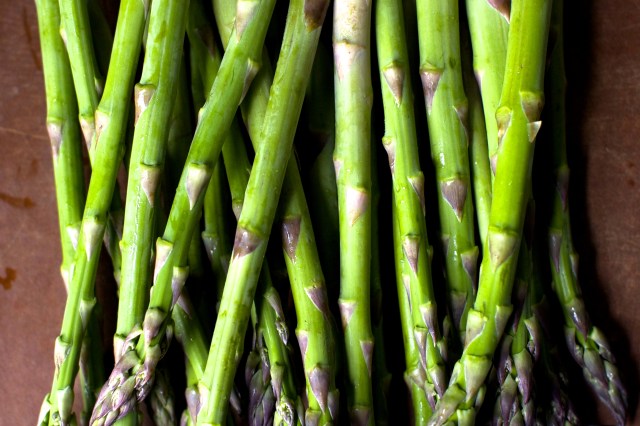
left=0, top=0, right=638, bottom=424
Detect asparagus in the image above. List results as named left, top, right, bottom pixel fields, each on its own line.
left=416, top=0, right=478, bottom=345
left=376, top=0, right=448, bottom=411
left=464, top=0, right=509, bottom=180
left=197, top=1, right=330, bottom=422
left=303, top=44, right=340, bottom=298
left=36, top=0, right=100, bottom=423
left=546, top=1, right=626, bottom=421
left=213, top=0, right=339, bottom=421
left=461, top=37, right=492, bottom=248
left=58, top=0, right=101, bottom=146
left=494, top=236, right=538, bottom=426
left=332, top=0, right=376, bottom=422
left=149, top=366, right=177, bottom=425
left=94, top=2, right=278, bottom=423
left=429, top=0, right=552, bottom=422
left=392, top=202, right=433, bottom=423
left=43, top=0, right=148, bottom=421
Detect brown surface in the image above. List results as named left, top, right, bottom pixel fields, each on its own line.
left=0, top=0, right=638, bottom=424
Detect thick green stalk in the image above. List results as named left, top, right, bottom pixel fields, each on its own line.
left=214, top=0, right=338, bottom=422
left=546, top=1, right=626, bottom=422
left=377, top=0, right=447, bottom=411
left=44, top=0, right=147, bottom=421
left=58, top=0, right=101, bottom=147
left=392, top=202, right=432, bottom=423
left=416, top=0, right=478, bottom=344
left=197, top=1, right=329, bottom=423
left=464, top=0, right=509, bottom=179
left=333, top=0, right=375, bottom=422
left=429, top=0, right=551, bottom=423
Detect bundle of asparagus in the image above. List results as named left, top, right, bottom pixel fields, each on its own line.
left=34, top=0, right=628, bottom=424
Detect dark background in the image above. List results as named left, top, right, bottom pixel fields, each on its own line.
left=0, top=0, right=638, bottom=424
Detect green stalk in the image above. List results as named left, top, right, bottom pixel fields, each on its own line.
left=429, top=0, right=552, bottom=422
left=377, top=0, right=447, bottom=409
left=36, top=0, right=95, bottom=423
left=90, top=0, right=190, bottom=424
left=214, top=0, right=338, bottom=422
left=546, top=1, right=626, bottom=422
left=44, top=0, right=147, bottom=421
left=197, top=1, right=329, bottom=423
left=416, top=0, right=478, bottom=344
left=392, top=201, right=432, bottom=423
left=303, top=43, right=340, bottom=295
left=94, top=2, right=279, bottom=423
left=58, top=0, right=101, bottom=147
left=461, top=41, right=492, bottom=248
left=333, top=0, right=375, bottom=422
left=464, top=0, right=509, bottom=180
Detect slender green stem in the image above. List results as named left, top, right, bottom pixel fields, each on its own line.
left=58, top=0, right=101, bottom=147
left=464, top=0, right=509, bottom=182
left=376, top=0, right=447, bottom=410
left=36, top=0, right=89, bottom=422
left=546, top=1, right=626, bottom=422
left=89, top=0, right=190, bottom=423
left=333, top=0, right=375, bottom=422
left=461, top=38, right=492, bottom=248
left=416, top=0, right=478, bottom=344
left=430, top=0, right=552, bottom=422
left=197, top=1, right=329, bottom=423
left=392, top=201, right=432, bottom=423
left=214, top=0, right=338, bottom=421
left=44, top=0, right=147, bottom=422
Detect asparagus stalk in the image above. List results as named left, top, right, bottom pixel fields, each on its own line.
left=36, top=1, right=102, bottom=423
left=464, top=0, right=509, bottom=179
left=392, top=201, right=433, bottom=423
left=333, top=0, right=376, bottom=422
left=546, top=1, right=626, bottom=421
left=94, top=2, right=278, bottom=422
left=58, top=0, right=101, bottom=146
left=303, top=43, right=340, bottom=297
left=461, top=38, right=492, bottom=248
left=429, top=0, right=552, bottom=422
left=44, top=0, right=148, bottom=421
left=149, top=366, right=177, bottom=425
left=376, top=0, right=448, bottom=412
left=214, top=0, right=339, bottom=421
left=197, top=2, right=330, bottom=423
left=416, top=0, right=478, bottom=345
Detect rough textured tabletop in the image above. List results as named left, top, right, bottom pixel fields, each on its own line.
left=0, top=0, right=638, bottom=424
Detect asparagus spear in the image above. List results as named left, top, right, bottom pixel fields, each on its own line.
left=149, top=365, right=177, bottom=425
left=546, top=1, right=626, bottom=421
left=58, top=0, right=102, bottom=146
left=43, top=0, right=148, bottom=421
left=416, top=0, right=478, bottom=345
left=213, top=0, right=339, bottom=421
left=197, top=1, right=330, bottom=423
left=376, top=0, right=447, bottom=411
left=93, top=2, right=278, bottom=423
left=333, top=0, right=376, bottom=422
left=392, top=201, right=433, bottom=423
left=429, top=0, right=552, bottom=422
left=461, top=35, right=492, bottom=248
left=36, top=1, right=103, bottom=423
left=464, top=0, right=509, bottom=180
